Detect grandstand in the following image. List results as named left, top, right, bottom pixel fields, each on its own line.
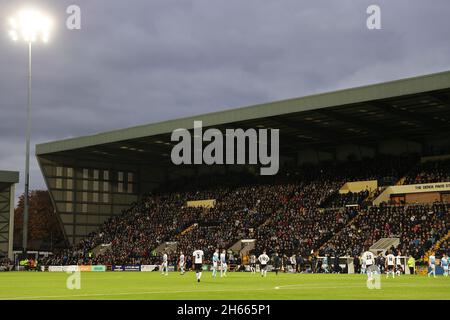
left=0, top=171, right=19, bottom=260
left=35, top=71, right=450, bottom=270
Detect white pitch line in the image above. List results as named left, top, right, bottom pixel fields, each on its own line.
left=2, top=287, right=271, bottom=300
left=275, top=284, right=303, bottom=289
left=2, top=281, right=446, bottom=300
left=274, top=283, right=415, bottom=290
left=2, top=284, right=364, bottom=300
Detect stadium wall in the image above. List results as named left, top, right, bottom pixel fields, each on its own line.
left=374, top=182, right=450, bottom=205
left=37, top=156, right=140, bottom=245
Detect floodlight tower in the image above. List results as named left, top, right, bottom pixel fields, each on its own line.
left=8, top=9, right=52, bottom=253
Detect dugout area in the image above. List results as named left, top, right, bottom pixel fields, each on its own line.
left=35, top=70, right=450, bottom=246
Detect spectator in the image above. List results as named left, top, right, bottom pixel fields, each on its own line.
left=407, top=255, right=416, bottom=274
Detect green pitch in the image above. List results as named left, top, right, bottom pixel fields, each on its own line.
left=0, top=272, right=449, bottom=300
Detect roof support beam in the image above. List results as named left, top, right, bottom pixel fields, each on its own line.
left=371, top=101, right=445, bottom=129
left=268, top=116, right=345, bottom=143
left=317, top=109, right=390, bottom=137
left=429, top=92, right=450, bottom=108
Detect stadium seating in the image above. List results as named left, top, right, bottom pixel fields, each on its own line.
left=320, top=190, right=370, bottom=209
left=42, top=154, right=449, bottom=268
left=404, top=158, right=450, bottom=185
left=321, top=203, right=449, bottom=259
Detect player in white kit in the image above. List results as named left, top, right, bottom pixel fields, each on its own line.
left=161, top=251, right=168, bottom=276
left=220, top=250, right=227, bottom=278
left=395, top=253, right=403, bottom=276
left=385, top=251, right=395, bottom=278
left=362, top=250, right=376, bottom=283
left=441, top=253, right=448, bottom=277
left=193, top=249, right=204, bottom=282
left=258, top=251, right=270, bottom=277
left=212, top=249, right=219, bottom=278
left=428, top=252, right=436, bottom=278
left=179, top=252, right=185, bottom=275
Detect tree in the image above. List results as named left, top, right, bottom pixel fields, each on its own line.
left=14, top=190, right=65, bottom=251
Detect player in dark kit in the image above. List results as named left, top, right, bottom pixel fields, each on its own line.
left=273, top=253, right=281, bottom=275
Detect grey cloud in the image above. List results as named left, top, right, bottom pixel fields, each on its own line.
left=0, top=0, right=449, bottom=202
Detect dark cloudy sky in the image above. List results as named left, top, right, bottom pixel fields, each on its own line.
left=1, top=0, right=450, bottom=201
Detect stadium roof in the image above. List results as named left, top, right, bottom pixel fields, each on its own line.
left=0, top=171, right=19, bottom=191
left=0, top=171, right=19, bottom=184
left=36, top=70, right=450, bottom=163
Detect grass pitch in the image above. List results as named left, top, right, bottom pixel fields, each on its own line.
left=0, top=272, right=449, bottom=300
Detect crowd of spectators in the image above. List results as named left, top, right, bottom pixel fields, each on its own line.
left=255, top=207, right=358, bottom=257
left=44, top=194, right=204, bottom=265
left=404, top=158, right=450, bottom=185
left=321, top=190, right=370, bottom=209
left=176, top=184, right=281, bottom=259
left=321, top=203, right=449, bottom=258
left=253, top=179, right=340, bottom=255
left=0, top=258, right=13, bottom=271
left=435, top=238, right=450, bottom=257
left=41, top=154, right=450, bottom=267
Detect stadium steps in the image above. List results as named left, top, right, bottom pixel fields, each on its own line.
left=93, top=243, right=111, bottom=256
left=229, top=239, right=256, bottom=256
left=396, top=176, right=406, bottom=185
left=373, top=186, right=392, bottom=205
left=154, top=241, right=178, bottom=255
left=178, top=223, right=198, bottom=237
left=422, top=230, right=450, bottom=262
left=363, top=189, right=382, bottom=204
left=369, top=238, right=400, bottom=254
left=260, top=217, right=272, bottom=228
